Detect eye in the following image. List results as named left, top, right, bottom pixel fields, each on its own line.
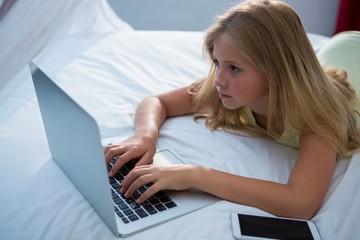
left=230, top=65, right=241, bottom=73
left=212, top=59, right=219, bottom=67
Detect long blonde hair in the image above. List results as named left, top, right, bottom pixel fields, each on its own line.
left=190, top=0, right=360, bottom=157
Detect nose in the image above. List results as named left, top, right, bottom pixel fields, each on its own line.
left=214, top=67, right=227, bottom=88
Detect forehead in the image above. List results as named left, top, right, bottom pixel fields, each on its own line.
left=212, top=36, right=253, bottom=65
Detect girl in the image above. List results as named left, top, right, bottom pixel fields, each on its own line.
left=104, top=0, right=360, bottom=219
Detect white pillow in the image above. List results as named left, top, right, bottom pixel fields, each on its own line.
left=317, top=31, right=360, bottom=91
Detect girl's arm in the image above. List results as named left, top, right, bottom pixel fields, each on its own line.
left=105, top=86, right=193, bottom=177
left=121, top=133, right=336, bottom=219
left=193, top=133, right=336, bottom=219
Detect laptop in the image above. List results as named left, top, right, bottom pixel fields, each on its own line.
left=30, top=63, right=219, bottom=237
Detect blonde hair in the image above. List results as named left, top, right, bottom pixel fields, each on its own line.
left=190, top=0, right=360, bottom=157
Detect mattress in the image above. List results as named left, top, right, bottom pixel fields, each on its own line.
left=1, top=1, right=359, bottom=240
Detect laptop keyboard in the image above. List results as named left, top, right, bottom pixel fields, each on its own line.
left=108, top=157, right=177, bottom=224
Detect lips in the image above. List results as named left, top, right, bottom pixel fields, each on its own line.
left=218, top=91, right=231, bottom=99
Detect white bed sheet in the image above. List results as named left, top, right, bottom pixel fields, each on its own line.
left=1, top=29, right=359, bottom=240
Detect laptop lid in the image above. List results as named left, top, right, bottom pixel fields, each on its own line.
left=31, top=63, right=219, bottom=237
left=31, top=63, right=119, bottom=235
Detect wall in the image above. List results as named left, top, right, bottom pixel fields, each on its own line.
left=108, top=0, right=340, bottom=36
left=283, top=0, right=340, bottom=36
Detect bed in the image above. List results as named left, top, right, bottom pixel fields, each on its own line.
left=1, top=1, right=359, bottom=239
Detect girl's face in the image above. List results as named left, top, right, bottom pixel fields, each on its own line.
left=213, top=36, right=269, bottom=116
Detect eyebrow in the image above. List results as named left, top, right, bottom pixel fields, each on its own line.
left=212, top=56, right=244, bottom=67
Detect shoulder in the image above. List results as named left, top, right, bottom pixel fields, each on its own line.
left=297, top=133, right=337, bottom=167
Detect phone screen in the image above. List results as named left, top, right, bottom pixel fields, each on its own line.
left=238, top=214, right=315, bottom=240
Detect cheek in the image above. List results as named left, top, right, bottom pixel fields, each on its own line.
left=231, top=78, right=268, bottom=102
left=230, top=81, right=250, bottom=100
left=256, top=78, right=269, bottom=96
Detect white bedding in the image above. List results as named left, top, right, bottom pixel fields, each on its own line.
left=1, top=3, right=359, bottom=240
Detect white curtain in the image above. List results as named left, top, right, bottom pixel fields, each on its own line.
left=0, top=0, right=84, bottom=87
left=0, top=0, right=133, bottom=87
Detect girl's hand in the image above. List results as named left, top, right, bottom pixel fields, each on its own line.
left=121, top=164, right=197, bottom=204
left=103, top=131, right=157, bottom=177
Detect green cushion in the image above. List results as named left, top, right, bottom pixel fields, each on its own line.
left=317, top=31, right=360, bottom=92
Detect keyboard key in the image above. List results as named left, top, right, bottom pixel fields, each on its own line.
left=114, top=198, right=122, bottom=205
left=128, top=214, right=139, bottom=222
left=112, top=192, right=118, bottom=199
left=148, top=197, right=160, bottom=205
left=125, top=198, right=136, bottom=205
left=119, top=168, right=129, bottom=176
left=119, top=193, right=127, bottom=200
left=132, top=191, right=141, bottom=200
left=154, top=191, right=166, bottom=198
left=114, top=173, right=124, bottom=181
left=111, top=182, right=121, bottom=190
left=123, top=208, right=135, bottom=216
left=138, top=186, right=147, bottom=194
left=121, top=217, right=129, bottom=224
left=130, top=203, right=141, bottom=210
left=159, top=196, right=172, bottom=204
left=154, top=203, right=167, bottom=212
left=135, top=209, right=149, bottom=218
left=165, top=202, right=177, bottom=209
left=118, top=203, right=128, bottom=210
left=114, top=205, right=119, bottom=212
left=143, top=204, right=157, bottom=215
left=125, top=161, right=135, bottom=169
left=116, top=211, right=124, bottom=218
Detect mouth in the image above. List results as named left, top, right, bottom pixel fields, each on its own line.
left=218, top=91, right=231, bottom=99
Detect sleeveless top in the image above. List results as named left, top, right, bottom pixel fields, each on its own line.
left=243, top=106, right=299, bottom=149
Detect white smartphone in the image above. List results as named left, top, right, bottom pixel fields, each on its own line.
left=231, top=213, right=321, bottom=240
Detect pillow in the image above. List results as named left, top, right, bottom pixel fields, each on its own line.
left=317, top=31, right=360, bottom=92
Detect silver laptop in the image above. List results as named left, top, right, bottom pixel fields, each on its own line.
left=30, top=63, right=219, bottom=237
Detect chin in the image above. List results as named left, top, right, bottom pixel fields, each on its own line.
left=221, top=99, right=242, bottom=110
left=222, top=103, right=241, bottom=110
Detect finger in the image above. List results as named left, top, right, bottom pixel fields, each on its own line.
left=135, top=184, right=160, bottom=204
left=110, top=152, right=138, bottom=174
left=116, top=144, right=152, bottom=167
left=108, top=147, right=147, bottom=177
left=103, top=143, right=117, bottom=155
left=104, top=145, right=125, bottom=162
left=123, top=174, right=151, bottom=198
left=108, top=155, right=124, bottom=177
left=121, top=165, right=148, bottom=187
left=121, top=165, right=150, bottom=192
left=124, top=173, right=154, bottom=199
left=136, top=151, right=155, bottom=166
left=109, top=154, right=137, bottom=177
